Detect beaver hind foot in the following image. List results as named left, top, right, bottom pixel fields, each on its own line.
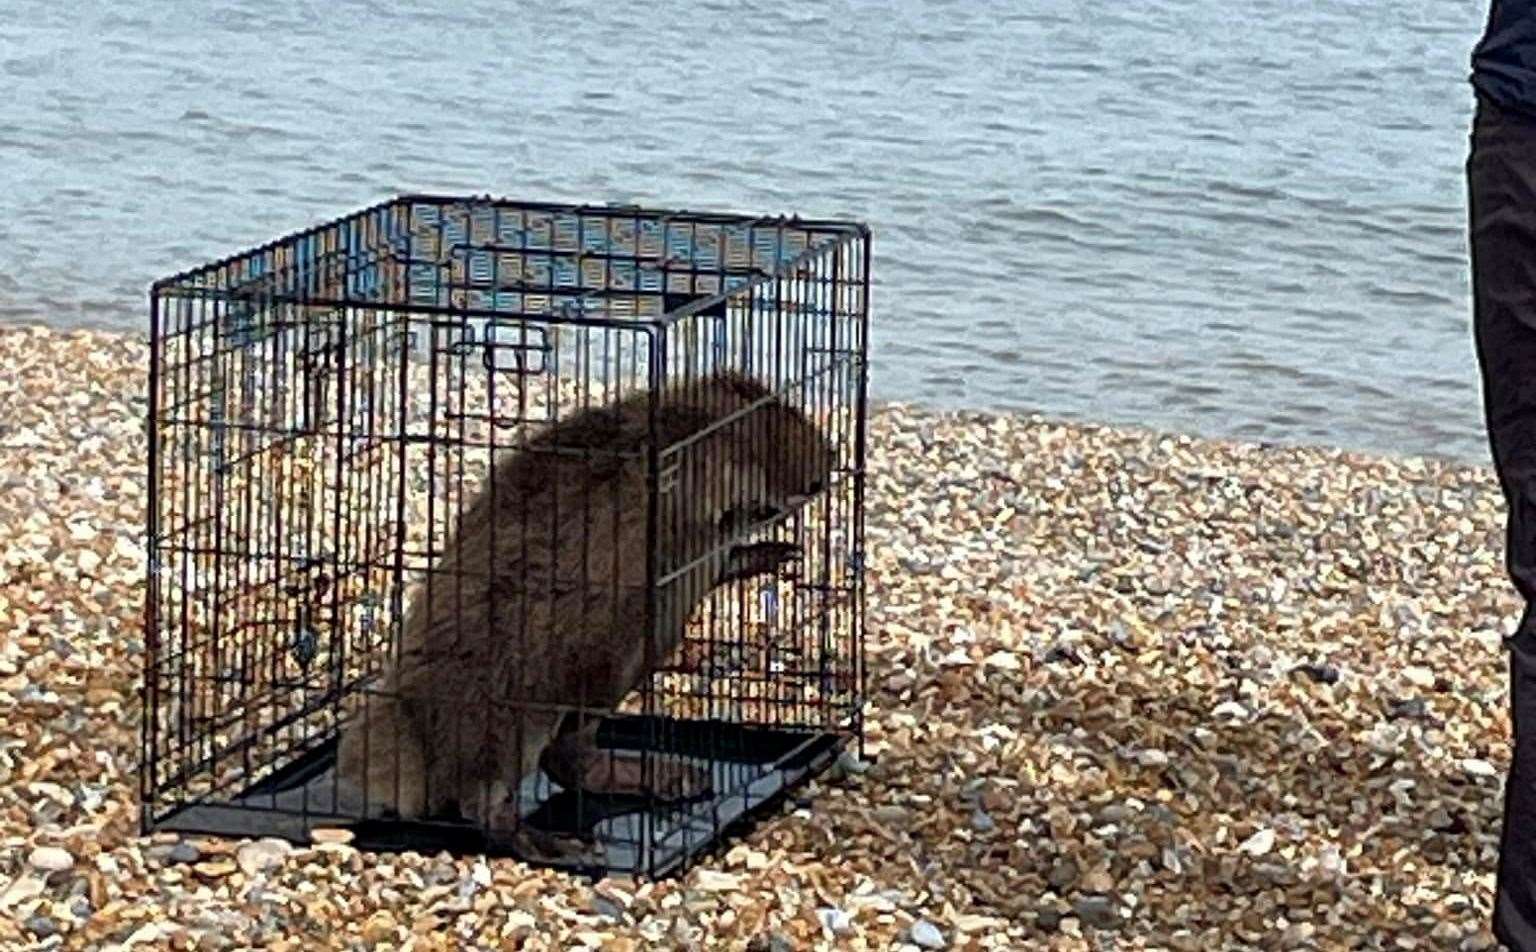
left=539, top=718, right=713, bottom=802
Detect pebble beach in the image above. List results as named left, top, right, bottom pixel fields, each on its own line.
left=0, top=323, right=1520, bottom=949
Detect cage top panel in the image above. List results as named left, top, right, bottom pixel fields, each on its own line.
left=151, top=195, right=869, bottom=329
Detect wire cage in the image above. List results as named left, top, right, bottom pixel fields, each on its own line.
left=140, top=195, right=870, bottom=878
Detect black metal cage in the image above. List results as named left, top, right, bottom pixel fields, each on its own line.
left=141, top=195, right=870, bottom=878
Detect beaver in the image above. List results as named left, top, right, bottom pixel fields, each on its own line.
left=335, top=370, right=836, bottom=830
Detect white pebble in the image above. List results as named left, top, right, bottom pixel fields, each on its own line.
left=816, top=907, right=853, bottom=935
left=1211, top=701, right=1248, bottom=720
left=1462, top=758, right=1499, bottom=779
left=1135, top=749, right=1170, bottom=768
left=471, top=861, right=492, bottom=888
left=28, top=846, right=74, bottom=873
left=1238, top=828, right=1275, bottom=857
left=692, top=870, right=741, bottom=892
left=122, top=923, right=162, bottom=947
left=982, top=650, right=1021, bottom=671
left=0, top=873, right=46, bottom=911
left=236, top=838, right=292, bottom=876
left=1317, top=844, right=1348, bottom=878
left=911, top=918, right=947, bottom=948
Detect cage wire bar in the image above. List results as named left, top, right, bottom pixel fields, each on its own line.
left=141, top=195, right=870, bottom=878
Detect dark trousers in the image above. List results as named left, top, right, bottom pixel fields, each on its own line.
left=1471, top=93, right=1536, bottom=950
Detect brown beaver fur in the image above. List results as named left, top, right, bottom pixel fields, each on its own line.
left=335, top=370, right=835, bottom=828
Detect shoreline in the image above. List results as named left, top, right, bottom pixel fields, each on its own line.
left=0, top=317, right=1492, bottom=472
left=0, top=322, right=1516, bottom=948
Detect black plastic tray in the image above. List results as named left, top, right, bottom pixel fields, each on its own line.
left=152, top=715, right=846, bottom=878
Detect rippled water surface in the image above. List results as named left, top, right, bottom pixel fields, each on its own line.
left=0, top=0, right=1495, bottom=460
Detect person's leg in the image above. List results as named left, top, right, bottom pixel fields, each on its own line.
left=1469, top=93, right=1536, bottom=949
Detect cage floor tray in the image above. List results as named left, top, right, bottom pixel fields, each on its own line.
left=152, top=716, right=846, bottom=878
